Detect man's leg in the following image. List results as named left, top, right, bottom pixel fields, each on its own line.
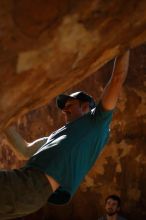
left=0, top=168, right=52, bottom=219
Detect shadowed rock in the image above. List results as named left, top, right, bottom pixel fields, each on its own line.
left=1, top=0, right=146, bottom=130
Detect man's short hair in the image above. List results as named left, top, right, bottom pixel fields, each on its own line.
left=105, top=195, right=121, bottom=207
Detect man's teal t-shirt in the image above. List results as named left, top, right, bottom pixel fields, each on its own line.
left=26, top=103, right=113, bottom=204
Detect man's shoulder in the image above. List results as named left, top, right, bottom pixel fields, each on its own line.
left=98, top=216, right=106, bottom=220
left=98, top=215, right=127, bottom=220
left=118, top=215, right=127, bottom=220
left=91, top=102, right=114, bottom=122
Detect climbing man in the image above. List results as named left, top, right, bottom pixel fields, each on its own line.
left=3, top=50, right=130, bottom=219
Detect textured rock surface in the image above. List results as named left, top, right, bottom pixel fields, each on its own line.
left=0, top=1, right=146, bottom=220
left=0, top=45, right=146, bottom=220
left=1, top=0, right=146, bottom=129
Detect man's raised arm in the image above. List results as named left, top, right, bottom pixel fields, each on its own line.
left=4, top=126, right=48, bottom=160
left=101, top=50, right=130, bottom=111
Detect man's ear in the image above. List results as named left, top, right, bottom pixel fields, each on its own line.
left=82, top=102, right=90, bottom=112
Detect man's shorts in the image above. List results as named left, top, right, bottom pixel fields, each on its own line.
left=0, top=167, right=53, bottom=220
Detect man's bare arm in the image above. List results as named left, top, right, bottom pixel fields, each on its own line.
left=101, top=50, right=130, bottom=111
left=4, top=126, right=48, bottom=160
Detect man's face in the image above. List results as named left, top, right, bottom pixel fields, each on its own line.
left=105, top=198, right=120, bottom=216
left=61, top=98, right=89, bottom=123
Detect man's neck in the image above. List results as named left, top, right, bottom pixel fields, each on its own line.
left=106, top=213, right=118, bottom=220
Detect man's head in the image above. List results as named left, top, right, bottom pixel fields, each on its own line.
left=105, top=195, right=121, bottom=216
left=56, top=91, right=96, bottom=123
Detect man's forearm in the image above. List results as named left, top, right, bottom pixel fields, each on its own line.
left=4, top=126, right=48, bottom=160
left=101, top=50, right=130, bottom=111
left=112, top=50, right=130, bottom=83
left=4, top=126, right=29, bottom=160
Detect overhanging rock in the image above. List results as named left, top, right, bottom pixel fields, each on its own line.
left=0, top=0, right=146, bottom=130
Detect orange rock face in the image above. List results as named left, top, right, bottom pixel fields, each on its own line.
left=1, top=0, right=146, bottom=130
left=1, top=45, right=146, bottom=220
left=0, top=1, right=146, bottom=220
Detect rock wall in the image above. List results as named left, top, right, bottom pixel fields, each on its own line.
left=1, top=0, right=146, bottom=130
left=0, top=45, right=146, bottom=220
